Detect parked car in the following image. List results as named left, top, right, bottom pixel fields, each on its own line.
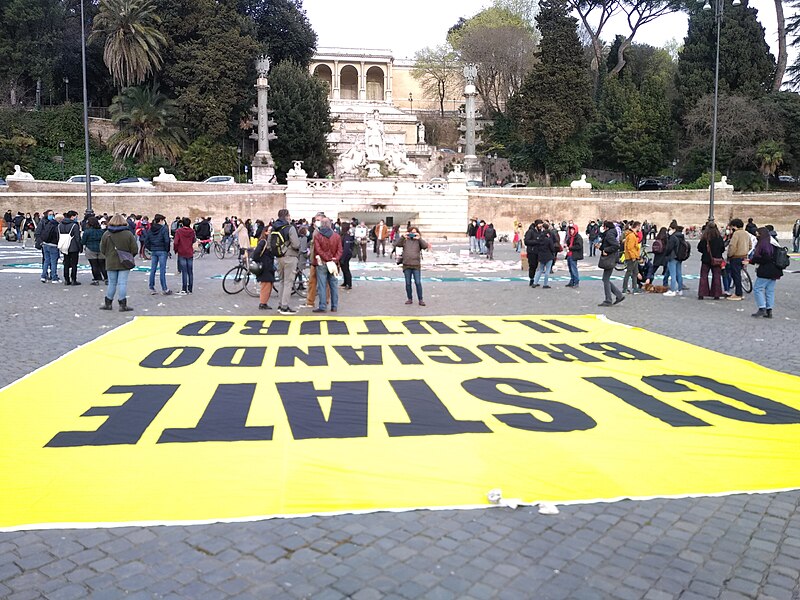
left=637, top=178, right=665, bottom=191
left=202, top=175, right=235, bottom=184
left=115, top=176, right=152, bottom=186
left=778, top=175, right=796, bottom=184
left=0, top=178, right=6, bottom=186
left=503, top=182, right=526, bottom=188
left=66, top=175, right=107, bottom=184
left=466, top=180, right=484, bottom=188
left=439, top=148, right=457, bottom=154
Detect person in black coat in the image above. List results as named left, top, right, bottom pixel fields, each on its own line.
left=598, top=220, right=624, bottom=306
left=524, top=222, right=540, bottom=286
left=58, top=211, right=83, bottom=285
left=252, top=230, right=276, bottom=310
left=697, top=221, right=725, bottom=300
left=340, top=222, right=355, bottom=290
left=750, top=227, right=784, bottom=318
left=531, top=223, right=556, bottom=289
left=565, top=225, right=584, bottom=288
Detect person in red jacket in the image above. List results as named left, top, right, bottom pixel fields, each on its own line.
left=475, top=219, right=487, bottom=254
left=312, top=217, right=343, bottom=313
left=173, top=217, right=196, bottom=294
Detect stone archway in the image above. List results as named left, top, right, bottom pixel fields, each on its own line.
left=366, top=66, right=384, bottom=101
left=340, top=65, right=359, bottom=100
left=312, top=64, right=333, bottom=98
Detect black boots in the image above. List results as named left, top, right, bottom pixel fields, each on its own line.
left=765, top=309, right=773, bottom=319
left=118, top=299, right=133, bottom=312
left=99, top=297, right=113, bottom=310
left=751, top=308, right=766, bottom=318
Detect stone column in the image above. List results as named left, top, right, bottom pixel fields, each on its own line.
left=386, top=60, right=393, bottom=103
left=333, top=60, right=340, bottom=100
left=252, top=55, right=276, bottom=184
left=462, top=64, right=482, bottom=183
left=359, top=61, right=366, bottom=101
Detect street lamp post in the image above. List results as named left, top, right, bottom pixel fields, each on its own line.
left=58, top=140, right=65, bottom=181
left=703, top=0, right=740, bottom=222
left=237, top=147, right=242, bottom=182
left=408, top=93, right=413, bottom=113
left=64, top=77, right=69, bottom=102
left=79, top=0, right=93, bottom=217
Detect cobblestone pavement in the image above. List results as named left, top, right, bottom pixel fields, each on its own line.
left=1, top=238, right=799, bottom=600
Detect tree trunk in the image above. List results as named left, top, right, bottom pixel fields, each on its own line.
left=610, top=38, right=632, bottom=76
left=772, top=0, right=787, bottom=91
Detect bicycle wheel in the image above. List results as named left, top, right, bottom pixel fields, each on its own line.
left=193, top=244, right=204, bottom=259
left=292, top=268, right=308, bottom=298
left=143, top=247, right=152, bottom=260
left=222, top=265, right=246, bottom=294
left=614, top=256, right=627, bottom=272
left=244, top=273, right=260, bottom=297
left=741, top=267, right=753, bottom=294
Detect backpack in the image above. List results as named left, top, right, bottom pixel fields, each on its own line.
left=773, top=246, right=790, bottom=270
left=676, top=237, right=691, bottom=262
left=651, top=238, right=664, bottom=254
left=58, top=224, right=76, bottom=254
left=223, top=222, right=233, bottom=235
left=4, top=228, right=16, bottom=242
left=269, top=224, right=289, bottom=257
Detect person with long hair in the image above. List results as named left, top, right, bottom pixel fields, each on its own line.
left=598, top=220, right=624, bottom=306
left=99, top=214, right=138, bottom=311
left=252, top=227, right=276, bottom=310
left=81, top=216, right=107, bottom=285
left=750, top=227, right=784, bottom=318
left=697, top=221, right=724, bottom=299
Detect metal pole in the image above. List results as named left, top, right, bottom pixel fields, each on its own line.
left=708, top=0, right=722, bottom=222
left=79, top=0, right=93, bottom=217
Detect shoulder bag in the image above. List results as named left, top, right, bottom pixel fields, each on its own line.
left=109, top=234, right=136, bottom=270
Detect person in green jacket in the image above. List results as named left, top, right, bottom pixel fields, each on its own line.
left=99, top=214, right=138, bottom=312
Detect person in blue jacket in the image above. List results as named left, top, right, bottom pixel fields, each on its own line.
left=144, top=213, right=172, bottom=295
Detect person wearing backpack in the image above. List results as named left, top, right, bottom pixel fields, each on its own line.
left=750, top=227, right=785, bottom=318
left=252, top=228, right=277, bottom=310
left=58, top=211, right=83, bottom=285
left=662, top=223, right=687, bottom=297
left=272, top=208, right=300, bottom=315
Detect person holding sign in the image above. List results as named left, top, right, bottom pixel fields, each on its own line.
left=395, top=226, right=429, bottom=306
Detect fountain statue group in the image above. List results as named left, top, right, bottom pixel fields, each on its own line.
left=336, top=110, right=422, bottom=178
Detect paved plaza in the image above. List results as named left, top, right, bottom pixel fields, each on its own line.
left=1, top=237, right=799, bottom=600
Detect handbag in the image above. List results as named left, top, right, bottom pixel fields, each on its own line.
left=248, top=261, right=263, bottom=276
left=109, top=235, right=135, bottom=270
left=711, top=257, right=725, bottom=268
left=598, top=251, right=619, bottom=270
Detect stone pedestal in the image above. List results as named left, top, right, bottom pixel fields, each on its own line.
left=464, top=155, right=482, bottom=183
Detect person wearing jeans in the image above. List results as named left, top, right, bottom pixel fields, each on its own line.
left=750, top=227, right=784, bottom=318
left=598, top=221, right=624, bottom=307
left=144, top=214, right=172, bottom=295
left=312, top=217, right=342, bottom=313
left=395, top=226, right=429, bottom=306
left=99, top=214, right=138, bottom=312
left=565, top=225, right=583, bottom=288
left=173, top=217, right=196, bottom=294
left=725, top=219, right=750, bottom=300
left=42, top=244, right=60, bottom=282
left=530, top=222, right=555, bottom=289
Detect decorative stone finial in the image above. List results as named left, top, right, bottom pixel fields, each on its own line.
left=256, top=55, right=271, bottom=78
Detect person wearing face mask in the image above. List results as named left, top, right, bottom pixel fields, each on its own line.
left=725, top=218, right=749, bottom=301
left=40, top=212, right=61, bottom=283
left=467, top=218, right=478, bottom=254
left=20, top=213, right=35, bottom=248
left=531, top=221, right=556, bottom=289
left=598, top=220, right=625, bottom=306
left=662, top=221, right=688, bottom=297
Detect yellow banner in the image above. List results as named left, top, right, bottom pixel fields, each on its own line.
left=1, top=315, right=799, bottom=530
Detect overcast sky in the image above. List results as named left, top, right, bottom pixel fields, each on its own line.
left=303, top=0, right=785, bottom=60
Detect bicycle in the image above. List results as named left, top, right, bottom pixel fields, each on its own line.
left=194, top=239, right=211, bottom=259
left=741, top=263, right=753, bottom=294
left=222, top=254, right=259, bottom=297
left=273, top=261, right=309, bottom=299
left=614, top=247, right=651, bottom=272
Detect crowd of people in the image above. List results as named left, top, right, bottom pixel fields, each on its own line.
left=1, top=206, right=794, bottom=318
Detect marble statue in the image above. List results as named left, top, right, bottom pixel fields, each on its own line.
left=712, top=175, right=734, bottom=190
left=287, top=160, right=307, bottom=179
left=385, top=145, right=421, bottom=177
left=6, top=165, right=34, bottom=181
left=364, top=110, right=385, bottom=162
left=337, top=142, right=367, bottom=176
left=417, top=122, right=426, bottom=144
left=153, top=167, right=177, bottom=182
left=570, top=174, right=592, bottom=189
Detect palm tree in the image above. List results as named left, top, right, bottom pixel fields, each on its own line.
left=89, top=0, right=167, bottom=88
left=756, top=140, right=784, bottom=191
left=108, top=86, right=186, bottom=165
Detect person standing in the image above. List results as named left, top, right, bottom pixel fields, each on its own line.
left=354, top=221, right=368, bottom=262
left=20, top=213, right=35, bottom=248
left=173, top=217, right=196, bottom=295
left=375, top=220, right=389, bottom=256
left=100, top=214, right=138, bottom=311
left=144, top=214, right=172, bottom=295
left=81, top=216, right=107, bottom=285
left=524, top=221, right=539, bottom=287
left=531, top=222, right=556, bottom=288
left=598, top=220, right=624, bottom=307
left=252, top=229, right=276, bottom=310
left=586, top=220, right=599, bottom=257
left=340, top=222, right=354, bottom=290
left=725, top=218, right=749, bottom=301
left=273, top=208, right=300, bottom=315
left=750, top=227, right=784, bottom=318
left=662, top=222, right=687, bottom=297
left=467, top=218, right=478, bottom=254
left=565, top=224, right=583, bottom=288
left=312, top=217, right=342, bottom=313
left=622, top=222, right=641, bottom=294
left=484, top=223, right=497, bottom=259
left=697, top=221, right=724, bottom=300
left=40, top=212, right=61, bottom=283
left=476, top=220, right=487, bottom=255
left=58, top=211, right=82, bottom=285
left=395, top=226, right=429, bottom=306
left=792, top=219, right=800, bottom=253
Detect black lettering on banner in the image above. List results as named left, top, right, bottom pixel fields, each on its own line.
left=543, top=319, right=587, bottom=333
left=276, top=381, right=368, bottom=439
left=644, top=375, right=800, bottom=425
left=177, top=320, right=234, bottom=337
left=139, top=347, right=203, bottom=369
left=421, top=345, right=481, bottom=365
left=240, top=319, right=290, bottom=336
left=389, top=345, right=424, bottom=365
left=477, top=344, right=545, bottom=364
left=457, top=320, right=499, bottom=334
left=300, top=320, right=349, bottom=336
left=333, top=346, right=383, bottom=366
left=275, top=346, right=328, bottom=367
left=402, top=320, right=457, bottom=335
left=528, top=344, right=602, bottom=363
left=582, top=342, right=658, bottom=361
left=158, top=384, right=273, bottom=443
left=462, top=378, right=597, bottom=432
left=46, top=385, right=179, bottom=447
left=503, top=319, right=558, bottom=334
left=355, top=319, right=404, bottom=336
left=584, top=377, right=710, bottom=427
left=208, top=347, right=267, bottom=368
left=385, top=380, right=491, bottom=437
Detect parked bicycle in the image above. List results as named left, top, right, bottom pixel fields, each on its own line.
left=194, top=239, right=212, bottom=259
left=222, top=253, right=259, bottom=297
left=273, top=262, right=310, bottom=299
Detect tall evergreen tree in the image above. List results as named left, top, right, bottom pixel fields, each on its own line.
left=240, top=0, right=317, bottom=68
left=268, top=60, right=332, bottom=182
left=675, top=1, right=775, bottom=117
left=504, top=0, right=593, bottom=182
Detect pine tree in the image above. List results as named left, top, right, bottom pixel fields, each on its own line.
left=505, top=0, right=593, bottom=183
